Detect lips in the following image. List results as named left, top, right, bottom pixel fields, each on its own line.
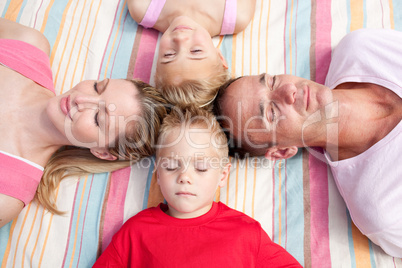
left=176, top=191, right=196, bottom=197
left=305, top=86, right=310, bottom=111
left=173, top=25, right=192, bottom=32
left=60, top=96, right=72, bottom=120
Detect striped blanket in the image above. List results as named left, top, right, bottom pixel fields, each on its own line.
left=1, top=0, right=401, bottom=267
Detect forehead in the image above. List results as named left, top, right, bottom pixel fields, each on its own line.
left=157, top=55, right=220, bottom=85
left=157, top=126, right=220, bottom=157
left=107, top=80, right=140, bottom=113
left=105, top=80, right=141, bottom=140
left=220, top=75, right=272, bottom=149
left=222, top=75, right=267, bottom=129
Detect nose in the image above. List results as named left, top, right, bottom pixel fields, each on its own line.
left=177, top=172, right=192, bottom=185
left=172, top=32, right=190, bottom=44
left=74, top=94, right=99, bottom=111
left=278, top=83, right=296, bottom=105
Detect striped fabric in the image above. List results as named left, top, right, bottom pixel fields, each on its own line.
left=0, top=0, right=401, bottom=267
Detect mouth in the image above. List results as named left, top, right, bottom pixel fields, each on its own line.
left=60, top=96, right=72, bottom=120
left=176, top=191, right=196, bottom=197
left=305, top=86, right=310, bottom=111
left=173, top=25, right=192, bottom=32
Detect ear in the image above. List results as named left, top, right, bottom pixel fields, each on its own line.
left=218, top=162, right=231, bottom=188
left=217, top=49, right=229, bottom=69
left=264, top=146, right=298, bottom=161
left=90, top=148, right=117, bottom=161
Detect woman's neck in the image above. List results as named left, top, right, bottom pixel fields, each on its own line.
left=18, top=91, right=67, bottom=166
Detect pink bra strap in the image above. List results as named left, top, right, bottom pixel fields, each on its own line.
left=139, top=0, right=167, bottom=28
left=220, top=0, right=237, bottom=35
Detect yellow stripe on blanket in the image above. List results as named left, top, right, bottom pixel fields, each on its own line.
left=351, top=222, right=372, bottom=268
left=103, top=0, right=127, bottom=80
left=40, top=0, right=56, bottom=33
left=350, top=0, right=364, bottom=31
left=3, top=0, right=22, bottom=22
left=147, top=171, right=164, bottom=208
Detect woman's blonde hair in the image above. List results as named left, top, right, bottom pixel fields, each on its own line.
left=154, top=65, right=229, bottom=109
left=36, top=79, right=168, bottom=214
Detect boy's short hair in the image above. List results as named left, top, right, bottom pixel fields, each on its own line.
left=156, top=106, right=229, bottom=159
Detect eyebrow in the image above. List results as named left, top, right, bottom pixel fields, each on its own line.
left=259, top=73, right=266, bottom=85
left=259, top=101, right=265, bottom=118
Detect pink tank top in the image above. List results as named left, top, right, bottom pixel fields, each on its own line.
left=139, top=0, right=167, bottom=28
left=220, top=0, right=237, bottom=35
left=139, top=0, right=237, bottom=35
left=0, top=39, right=54, bottom=205
left=0, top=39, right=54, bottom=92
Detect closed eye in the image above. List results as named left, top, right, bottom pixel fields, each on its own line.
left=164, top=52, right=176, bottom=57
left=271, top=107, right=276, bottom=122
left=94, top=111, right=99, bottom=126
left=94, top=82, right=98, bottom=93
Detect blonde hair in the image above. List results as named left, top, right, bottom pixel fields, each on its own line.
left=36, top=79, right=168, bottom=214
left=154, top=65, right=229, bottom=109
left=156, top=106, right=229, bottom=159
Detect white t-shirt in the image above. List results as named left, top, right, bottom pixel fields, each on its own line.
left=324, top=28, right=402, bottom=258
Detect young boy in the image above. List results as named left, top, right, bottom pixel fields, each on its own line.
left=93, top=107, right=302, bottom=267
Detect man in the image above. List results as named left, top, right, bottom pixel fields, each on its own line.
left=213, top=29, right=402, bottom=257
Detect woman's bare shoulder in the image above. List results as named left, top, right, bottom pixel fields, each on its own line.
left=234, top=0, right=256, bottom=33
left=0, top=18, right=50, bottom=56
left=127, top=0, right=153, bottom=23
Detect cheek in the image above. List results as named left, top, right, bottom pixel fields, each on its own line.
left=158, top=36, right=170, bottom=53
left=199, top=174, right=220, bottom=191
left=276, top=114, right=304, bottom=137
left=67, top=118, right=100, bottom=146
left=46, top=98, right=63, bottom=123
left=193, top=29, right=213, bottom=44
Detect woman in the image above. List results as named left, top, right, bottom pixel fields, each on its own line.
left=0, top=18, right=168, bottom=228
left=127, top=0, right=256, bottom=107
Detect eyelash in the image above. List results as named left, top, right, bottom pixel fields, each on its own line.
left=92, top=82, right=100, bottom=126
left=94, top=112, right=99, bottom=126
left=271, top=107, right=276, bottom=122
left=271, top=75, right=276, bottom=91
left=191, top=49, right=202, bottom=53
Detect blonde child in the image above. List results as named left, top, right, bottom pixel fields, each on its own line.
left=127, top=0, right=256, bottom=107
left=94, top=107, right=302, bottom=267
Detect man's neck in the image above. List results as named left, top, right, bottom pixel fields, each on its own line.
left=325, top=83, right=401, bottom=161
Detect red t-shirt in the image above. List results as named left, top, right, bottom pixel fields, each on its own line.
left=94, top=202, right=301, bottom=267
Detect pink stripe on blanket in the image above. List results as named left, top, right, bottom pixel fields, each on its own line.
left=132, top=28, right=159, bottom=83
left=101, top=167, right=131, bottom=252
left=314, top=0, right=332, bottom=84
left=309, top=150, right=331, bottom=267
left=308, top=1, right=332, bottom=264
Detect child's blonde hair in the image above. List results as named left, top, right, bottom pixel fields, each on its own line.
left=154, top=65, right=230, bottom=109
left=156, top=106, right=229, bottom=160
